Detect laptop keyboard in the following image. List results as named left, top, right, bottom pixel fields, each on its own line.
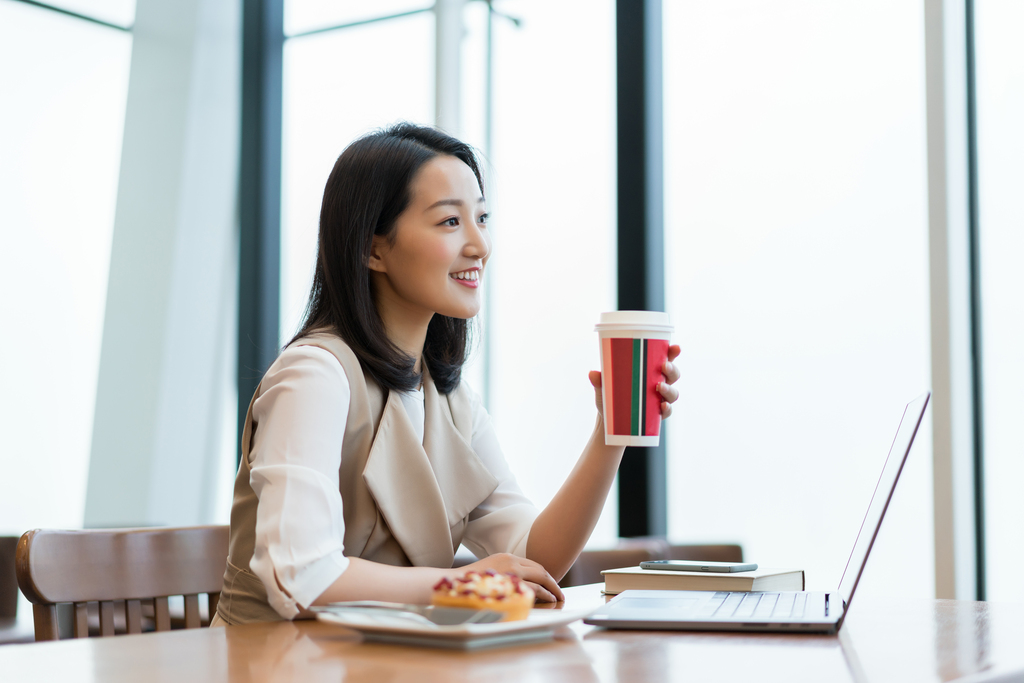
left=697, top=592, right=808, bottom=619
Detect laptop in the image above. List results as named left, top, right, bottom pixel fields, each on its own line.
left=585, top=391, right=931, bottom=635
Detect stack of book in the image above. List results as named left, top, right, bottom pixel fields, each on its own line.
left=601, top=566, right=805, bottom=595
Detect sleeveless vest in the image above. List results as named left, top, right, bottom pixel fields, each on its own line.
left=217, top=332, right=499, bottom=624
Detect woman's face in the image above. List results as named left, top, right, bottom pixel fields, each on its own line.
left=369, top=155, right=490, bottom=321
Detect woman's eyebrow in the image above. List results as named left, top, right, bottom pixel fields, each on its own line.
left=425, top=197, right=486, bottom=211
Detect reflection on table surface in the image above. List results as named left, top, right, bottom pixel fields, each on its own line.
left=1, top=584, right=1023, bottom=683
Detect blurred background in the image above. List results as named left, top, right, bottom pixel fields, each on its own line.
left=1, top=0, right=1021, bottom=618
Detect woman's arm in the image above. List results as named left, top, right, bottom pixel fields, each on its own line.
left=525, top=347, right=681, bottom=582
left=311, top=559, right=451, bottom=605
left=312, top=553, right=564, bottom=606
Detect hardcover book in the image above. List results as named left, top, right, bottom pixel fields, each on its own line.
left=601, top=566, right=805, bottom=595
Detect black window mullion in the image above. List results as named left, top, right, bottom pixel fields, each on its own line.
left=616, top=0, right=666, bottom=538
left=964, top=0, right=986, bottom=602
left=237, top=0, right=284, bottom=460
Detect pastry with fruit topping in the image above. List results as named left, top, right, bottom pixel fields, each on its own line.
left=431, top=570, right=536, bottom=621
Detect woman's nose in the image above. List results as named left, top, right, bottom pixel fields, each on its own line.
left=464, top=221, right=490, bottom=259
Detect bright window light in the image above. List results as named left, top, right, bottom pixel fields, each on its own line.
left=975, top=0, right=1024, bottom=603
left=280, top=13, right=434, bottom=344
left=664, top=0, right=933, bottom=596
left=487, top=0, right=618, bottom=548
left=0, top=2, right=131, bottom=533
left=285, top=0, right=430, bottom=37
left=26, top=0, right=136, bottom=28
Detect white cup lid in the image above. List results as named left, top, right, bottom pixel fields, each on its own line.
left=595, top=310, right=673, bottom=332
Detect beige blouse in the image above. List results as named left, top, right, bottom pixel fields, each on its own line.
left=217, top=332, right=540, bottom=623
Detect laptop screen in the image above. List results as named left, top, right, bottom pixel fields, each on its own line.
left=835, top=392, right=930, bottom=607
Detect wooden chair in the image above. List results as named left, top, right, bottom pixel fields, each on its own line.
left=15, top=525, right=229, bottom=641
left=0, top=535, right=35, bottom=644
left=560, top=539, right=744, bottom=587
left=559, top=537, right=670, bottom=587
left=669, top=544, right=743, bottom=563
left=0, top=536, right=18, bottom=620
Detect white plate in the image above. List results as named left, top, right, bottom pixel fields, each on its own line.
left=315, top=607, right=595, bottom=650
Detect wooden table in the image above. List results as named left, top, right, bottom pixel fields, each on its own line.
left=2, top=584, right=1023, bottom=682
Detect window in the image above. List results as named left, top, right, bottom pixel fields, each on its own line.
left=663, top=1, right=933, bottom=595
left=32, top=0, right=134, bottom=27
left=485, top=0, right=618, bottom=547
left=0, top=0, right=132, bottom=532
left=975, top=0, right=1024, bottom=603
left=279, top=10, right=435, bottom=343
left=278, top=1, right=619, bottom=546
left=284, top=0, right=427, bottom=36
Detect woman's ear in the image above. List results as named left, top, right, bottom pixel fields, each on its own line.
left=367, top=235, right=388, bottom=273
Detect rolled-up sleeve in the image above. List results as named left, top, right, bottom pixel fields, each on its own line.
left=460, top=387, right=540, bottom=560
left=248, top=346, right=351, bottom=619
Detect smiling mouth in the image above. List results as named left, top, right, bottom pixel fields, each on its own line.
left=450, top=269, right=481, bottom=288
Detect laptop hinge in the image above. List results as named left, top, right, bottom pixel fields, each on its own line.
left=825, top=593, right=830, bottom=617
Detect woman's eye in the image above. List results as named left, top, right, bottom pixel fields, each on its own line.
left=441, top=217, right=459, bottom=227
left=478, top=213, right=489, bottom=225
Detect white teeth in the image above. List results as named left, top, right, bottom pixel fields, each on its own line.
left=451, top=270, right=480, bottom=280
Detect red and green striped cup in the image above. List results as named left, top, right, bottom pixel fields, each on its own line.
left=596, top=311, right=673, bottom=447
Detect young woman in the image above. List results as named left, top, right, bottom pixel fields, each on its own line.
left=214, top=123, right=681, bottom=624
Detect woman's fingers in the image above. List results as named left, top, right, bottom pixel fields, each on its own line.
left=657, top=381, right=679, bottom=404
left=661, top=360, right=680, bottom=385
left=526, top=581, right=560, bottom=603
left=515, top=561, right=564, bottom=602
left=525, top=571, right=563, bottom=602
left=589, top=370, right=604, bottom=414
left=657, top=367, right=680, bottom=421
left=667, top=344, right=681, bottom=362
left=469, top=554, right=565, bottom=602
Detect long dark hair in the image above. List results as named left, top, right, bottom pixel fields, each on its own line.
left=290, top=122, right=484, bottom=394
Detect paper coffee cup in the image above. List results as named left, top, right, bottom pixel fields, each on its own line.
left=595, top=311, right=673, bottom=447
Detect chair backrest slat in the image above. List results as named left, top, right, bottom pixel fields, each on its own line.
left=184, top=594, right=201, bottom=629
left=209, top=592, right=220, bottom=622
left=33, top=604, right=59, bottom=641
left=99, top=601, right=115, bottom=637
left=154, top=596, right=171, bottom=632
left=73, top=603, right=89, bottom=638
left=16, top=526, right=229, bottom=640
left=126, top=599, right=143, bottom=634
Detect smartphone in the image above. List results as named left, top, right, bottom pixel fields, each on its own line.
left=639, top=560, right=758, bottom=573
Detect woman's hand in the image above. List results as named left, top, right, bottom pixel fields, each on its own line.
left=589, top=344, right=681, bottom=419
left=463, top=553, right=564, bottom=603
